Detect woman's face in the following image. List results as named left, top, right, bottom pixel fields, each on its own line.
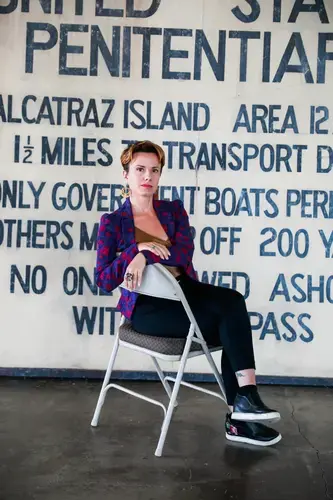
left=124, top=152, right=162, bottom=198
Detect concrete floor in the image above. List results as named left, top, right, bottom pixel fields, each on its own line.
left=0, top=379, right=332, bottom=500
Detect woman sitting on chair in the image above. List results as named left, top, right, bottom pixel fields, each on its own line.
left=95, top=140, right=281, bottom=447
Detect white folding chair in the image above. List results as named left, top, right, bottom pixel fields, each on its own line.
left=91, top=263, right=227, bottom=457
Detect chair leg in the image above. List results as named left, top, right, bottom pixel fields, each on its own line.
left=154, top=327, right=194, bottom=457
left=202, top=345, right=227, bottom=404
left=91, top=335, right=120, bottom=427
left=150, top=357, right=178, bottom=407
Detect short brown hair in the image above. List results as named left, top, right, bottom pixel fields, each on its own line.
left=120, top=140, right=165, bottom=173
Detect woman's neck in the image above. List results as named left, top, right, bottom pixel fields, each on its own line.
left=130, top=195, right=154, bottom=215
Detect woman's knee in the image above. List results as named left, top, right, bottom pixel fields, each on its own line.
left=222, top=287, right=245, bottom=304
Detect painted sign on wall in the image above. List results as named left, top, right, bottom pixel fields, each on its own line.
left=1, top=0, right=333, bottom=379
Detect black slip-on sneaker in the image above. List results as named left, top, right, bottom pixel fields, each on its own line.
left=225, top=413, right=282, bottom=447
left=231, top=388, right=281, bottom=423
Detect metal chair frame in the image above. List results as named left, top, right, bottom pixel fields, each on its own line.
left=91, top=263, right=227, bottom=457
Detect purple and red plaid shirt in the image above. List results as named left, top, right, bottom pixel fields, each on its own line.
left=95, top=198, right=198, bottom=319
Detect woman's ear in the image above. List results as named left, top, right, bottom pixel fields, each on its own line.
left=123, top=170, right=128, bottom=181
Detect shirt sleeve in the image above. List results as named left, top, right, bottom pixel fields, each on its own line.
left=95, top=213, right=139, bottom=292
left=140, top=199, right=194, bottom=269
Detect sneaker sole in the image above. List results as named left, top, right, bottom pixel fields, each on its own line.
left=226, top=432, right=282, bottom=447
left=231, top=412, right=281, bottom=424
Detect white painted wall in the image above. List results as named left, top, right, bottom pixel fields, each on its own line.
left=1, top=0, right=332, bottom=379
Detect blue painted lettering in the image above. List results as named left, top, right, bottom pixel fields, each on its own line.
left=10, top=264, right=47, bottom=294
left=205, top=187, right=279, bottom=218
left=200, top=227, right=242, bottom=256
left=72, top=306, right=118, bottom=335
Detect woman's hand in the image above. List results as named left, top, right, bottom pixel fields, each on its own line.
left=137, top=241, right=170, bottom=260
left=124, top=252, right=147, bottom=291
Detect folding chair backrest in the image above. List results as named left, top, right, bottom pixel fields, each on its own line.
left=119, top=264, right=202, bottom=338
left=116, top=253, right=178, bottom=301
left=120, top=263, right=179, bottom=301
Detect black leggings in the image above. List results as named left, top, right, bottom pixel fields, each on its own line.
left=131, top=273, right=256, bottom=405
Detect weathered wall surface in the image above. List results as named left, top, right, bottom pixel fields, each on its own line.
left=1, top=0, right=332, bottom=380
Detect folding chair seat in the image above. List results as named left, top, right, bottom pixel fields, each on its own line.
left=119, top=319, right=207, bottom=356
left=91, top=263, right=227, bottom=457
